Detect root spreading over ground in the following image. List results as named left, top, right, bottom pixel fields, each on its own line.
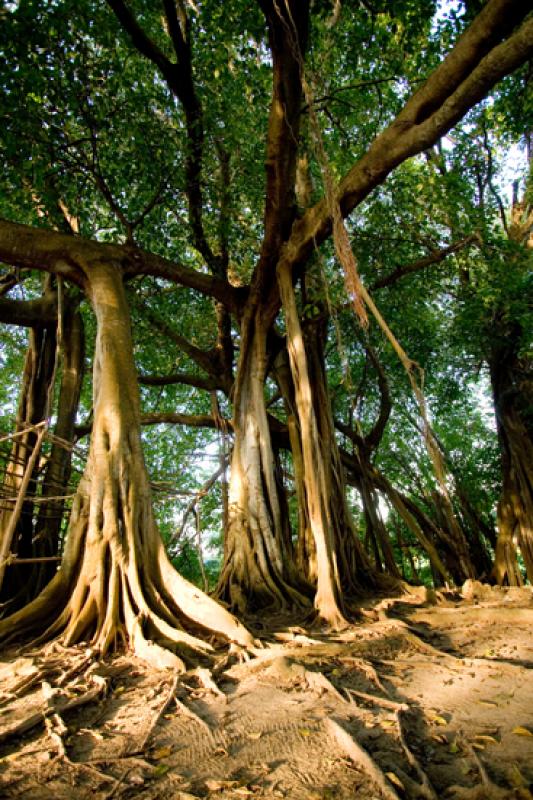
left=1, top=584, right=533, bottom=799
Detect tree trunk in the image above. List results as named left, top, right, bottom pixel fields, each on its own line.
left=0, top=320, right=56, bottom=606
left=490, top=321, right=533, bottom=585
left=31, top=301, right=85, bottom=590
left=278, top=263, right=383, bottom=627
left=0, top=263, right=253, bottom=666
left=216, top=311, right=309, bottom=613
left=0, top=292, right=84, bottom=609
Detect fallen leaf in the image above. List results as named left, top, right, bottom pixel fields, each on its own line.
left=153, top=763, right=171, bottom=778
left=386, top=772, right=405, bottom=790
left=471, top=742, right=485, bottom=751
left=430, top=715, right=448, bottom=726
left=473, top=735, right=499, bottom=745
left=512, top=726, right=533, bottom=737
left=205, top=780, right=238, bottom=791
left=381, top=719, right=396, bottom=728
left=299, top=728, right=311, bottom=737
left=449, top=740, right=460, bottom=754
left=247, top=731, right=262, bottom=740
left=152, top=746, right=172, bottom=760
left=508, top=763, right=525, bottom=787
left=478, top=699, right=498, bottom=707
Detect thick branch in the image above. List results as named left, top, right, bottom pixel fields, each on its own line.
left=139, top=371, right=221, bottom=391
left=0, top=293, right=57, bottom=327
left=0, top=219, right=243, bottom=311
left=141, top=412, right=228, bottom=429
left=256, top=0, right=309, bottom=278
left=282, top=3, right=533, bottom=271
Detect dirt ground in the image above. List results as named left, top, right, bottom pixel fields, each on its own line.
left=1, top=582, right=532, bottom=800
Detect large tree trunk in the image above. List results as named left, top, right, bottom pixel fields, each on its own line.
left=216, top=310, right=310, bottom=613
left=0, top=263, right=252, bottom=666
left=490, top=320, right=533, bottom=585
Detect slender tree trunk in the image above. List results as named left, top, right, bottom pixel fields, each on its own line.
left=32, top=301, right=85, bottom=589
left=216, top=311, right=309, bottom=613
left=0, top=263, right=253, bottom=665
left=278, top=264, right=383, bottom=626
left=0, top=320, right=56, bottom=607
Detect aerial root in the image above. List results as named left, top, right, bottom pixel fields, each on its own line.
left=324, top=717, right=401, bottom=800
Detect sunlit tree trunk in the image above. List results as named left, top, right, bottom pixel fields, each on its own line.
left=278, top=264, right=385, bottom=626
left=0, top=262, right=253, bottom=666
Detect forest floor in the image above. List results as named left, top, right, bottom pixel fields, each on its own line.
left=0, top=583, right=533, bottom=800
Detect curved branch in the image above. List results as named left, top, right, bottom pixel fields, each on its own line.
left=281, top=3, right=533, bottom=271
left=0, top=219, right=244, bottom=311
left=370, top=234, right=478, bottom=291
left=0, top=294, right=57, bottom=327
left=138, top=371, right=221, bottom=391
left=107, top=0, right=217, bottom=270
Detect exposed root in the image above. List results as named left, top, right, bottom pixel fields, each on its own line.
left=460, top=732, right=501, bottom=792
left=304, top=668, right=346, bottom=703
left=174, top=695, right=212, bottom=735
left=395, top=708, right=438, bottom=800
left=344, top=687, right=407, bottom=712
left=338, top=655, right=390, bottom=695
left=188, top=667, right=227, bottom=701
left=0, top=670, right=108, bottom=745
left=324, top=716, right=401, bottom=800
left=131, top=674, right=180, bottom=753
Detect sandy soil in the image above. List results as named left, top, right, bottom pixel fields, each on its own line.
left=0, top=583, right=532, bottom=800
